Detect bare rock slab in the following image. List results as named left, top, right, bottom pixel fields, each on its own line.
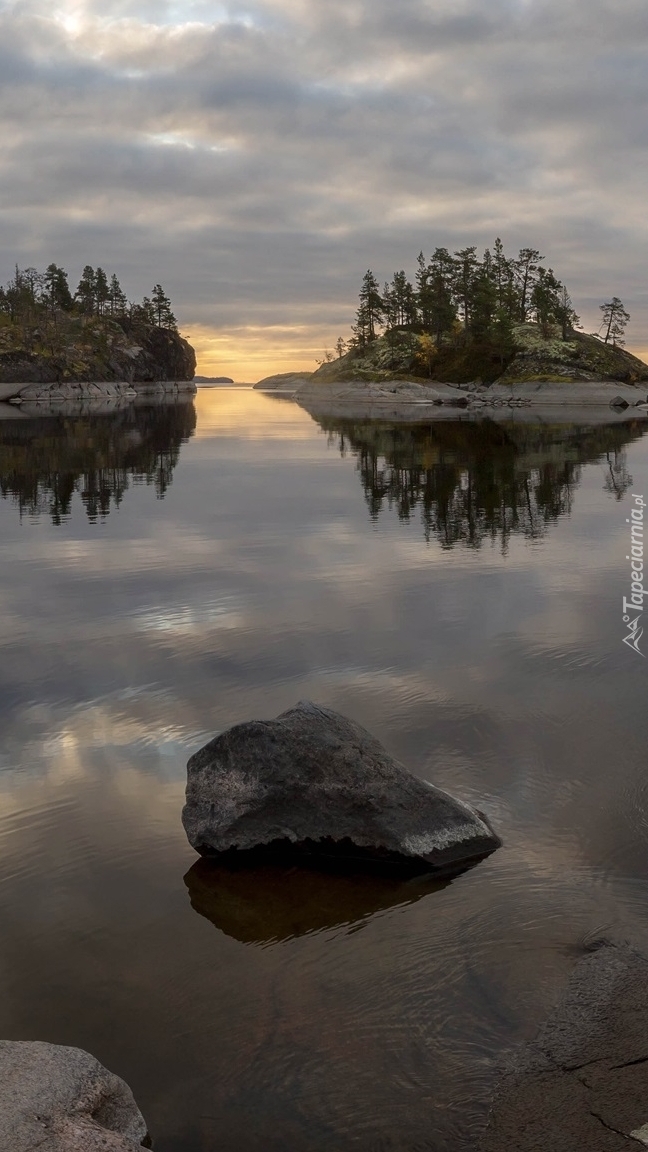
left=480, top=942, right=648, bottom=1151
left=0, top=1041, right=151, bottom=1151
left=182, top=700, right=500, bottom=874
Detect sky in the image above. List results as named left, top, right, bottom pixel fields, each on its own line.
left=0, top=0, right=647, bottom=380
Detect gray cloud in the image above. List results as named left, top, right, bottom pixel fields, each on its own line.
left=0, top=0, right=647, bottom=371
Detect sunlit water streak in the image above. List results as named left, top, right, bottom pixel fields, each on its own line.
left=0, top=390, right=647, bottom=1150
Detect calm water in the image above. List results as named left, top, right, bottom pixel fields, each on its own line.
left=1, top=389, right=648, bottom=1151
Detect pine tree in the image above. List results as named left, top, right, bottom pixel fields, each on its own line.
left=95, top=267, right=110, bottom=315
left=43, top=264, right=73, bottom=311
left=415, top=252, right=433, bottom=334
left=428, top=249, right=457, bottom=346
left=470, top=266, right=497, bottom=340
left=108, top=274, right=128, bottom=317
left=600, top=298, right=630, bottom=347
left=76, top=266, right=97, bottom=314
left=492, top=238, right=510, bottom=311
left=151, top=283, right=177, bottom=329
left=530, top=267, right=562, bottom=337
left=555, top=286, right=580, bottom=341
left=516, top=248, right=543, bottom=321
left=139, top=296, right=156, bottom=325
left=352, top=270, right=383, bottom=346
left=453, top=247, right=478, bottom=333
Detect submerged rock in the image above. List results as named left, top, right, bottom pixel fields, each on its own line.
left=0, top=1040, right=151, bottom=1151
left=182, top=701, right=501, bottom=875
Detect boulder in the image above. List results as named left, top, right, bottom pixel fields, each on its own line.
left=182, top=701, right=501, bottom=875
left=0, top=1040, right=151, bottom=1151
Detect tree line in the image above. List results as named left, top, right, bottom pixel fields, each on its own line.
left=335, top=240, right=630, bottom=359
left=0, top=264, right=178, bottom=331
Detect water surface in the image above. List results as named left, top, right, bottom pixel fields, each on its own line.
left=1, top=390, right=647, bottom=1151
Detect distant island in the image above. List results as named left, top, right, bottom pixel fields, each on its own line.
left=0, top=264, right=196, bottom=393
left=193, top=376, right=234, bottom=384
left=257, top=240, right=648, bottom=392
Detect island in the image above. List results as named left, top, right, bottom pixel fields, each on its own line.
left=255, top=240, right=648, bottom=412
left=0, top=264, right=196, bottom=403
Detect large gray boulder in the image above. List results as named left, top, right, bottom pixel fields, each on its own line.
left=182, top=701, right=500, bottom=874
left=0, top=1041, right=151, bottom=1151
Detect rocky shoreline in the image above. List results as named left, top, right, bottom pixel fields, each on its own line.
left=0, top=378, right=197, bottom=408
left=255, top=375, right=648, bottom=426
left=480, top=942, right=648, bottom=1151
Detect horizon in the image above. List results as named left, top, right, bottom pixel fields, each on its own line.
left=1, top=0, right=646, bottom=382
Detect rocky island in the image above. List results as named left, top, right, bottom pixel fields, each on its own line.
left=255, top=241, right=648, bottom=413
left=0, top=264, right=196, bottom=404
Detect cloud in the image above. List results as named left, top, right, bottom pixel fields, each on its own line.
left=0, top=0, right=647, bottom=376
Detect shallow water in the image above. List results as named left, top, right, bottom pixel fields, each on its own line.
left=1, top=389, right=648, bottom=1150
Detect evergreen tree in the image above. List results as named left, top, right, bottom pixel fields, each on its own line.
left=384, top=271, right=417, bottom=329
left=415, top=252, right=433, bottom=333
left=428, top=249, right=457, bottom=345
left=491, top=307, right=515, bottom=366
left=138, top=296, right=156, bottom=326
left=453, top=247, right=478, bottom=333
left=470, top=265, right=498, bottom=340
left=95, top=267, right=110, bottom=315
left=352, top=270, right=383, bottom=346
left=600, top=298, right=630, bottom=346
left=109, top=274, right=128, bottom=317
left=43, top=264, right=73, bottom=311
left=151, top=283, right=177, bottom=329
left=555, top=286, right=580, bottom=341
left=492, top=238, right=511, bottom=311
left=76, top=266, right=97, bottom=314
left=516, top=248, right=543, bottom=321
left=530, top=267, right=562, bottom=337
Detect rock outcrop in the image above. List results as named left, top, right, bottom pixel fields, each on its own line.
left=0, top=315, right=196, bottom=394
left=182, top=700, right=500, bottom=875
left=293, top=376, right=648, bottom=419
left=253, top=371, right=315, bottom=391
left=280, top=324, right=648, bottom=389
left=480, top=942, right=648, bottom=1151
left=0, top=1040, right=151, bottom=1151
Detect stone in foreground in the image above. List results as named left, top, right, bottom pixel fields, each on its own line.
left=182, top=701, right=500, bottom=874
left=0, top=1041, right=151, bottom=1151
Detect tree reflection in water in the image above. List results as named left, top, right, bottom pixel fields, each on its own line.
left=316, top=416, right=647, bottom=549
left=0, top=400, right=196, bottom=524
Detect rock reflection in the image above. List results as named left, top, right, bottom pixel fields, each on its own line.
left=184, top=857, right=446, bottom=945
left=314, top=416, right=647, bottom=547
left=0, top=399, right=196, bottom=523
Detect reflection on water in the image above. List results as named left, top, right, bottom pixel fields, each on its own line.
left=185, top=858, right=447, bottom=945
left=0, top=400, right=196, bottom=523
left=1, top=389, right=648, bottom=1152
left=315, top=415, right=644, bottom=546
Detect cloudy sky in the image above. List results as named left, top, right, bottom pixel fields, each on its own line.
left=1, top=0, right=647, bottom=378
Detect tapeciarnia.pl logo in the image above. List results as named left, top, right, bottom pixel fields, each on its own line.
left=622, top=494, right=646, bottom=656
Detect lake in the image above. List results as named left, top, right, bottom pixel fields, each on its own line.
left=1, top=388, right=647, bottom=1151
